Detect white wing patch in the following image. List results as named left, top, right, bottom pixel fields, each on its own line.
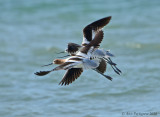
left=82, top=36, right=90, bottom=45
left=82, top=58, right=99, bottom=69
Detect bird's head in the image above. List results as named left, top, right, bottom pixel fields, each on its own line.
left=53, top=59, right=66, bottom=64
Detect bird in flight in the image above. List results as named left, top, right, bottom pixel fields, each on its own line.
left=35, top=16, right=121, bottom=86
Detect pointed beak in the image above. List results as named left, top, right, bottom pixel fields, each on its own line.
left=56, top=51, right=65, bottom=54
left=41, top=63, right=53, bottom=67
left=57, top=54, right=70, bottom=58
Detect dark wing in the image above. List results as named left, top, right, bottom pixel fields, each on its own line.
left=80, top=30, right=104, bottom=54
left=67, top=43, right=81, bottom=55
left=88, top=30, right=104, bottom=47
left=96, top=58, right=107, bottom=73
left=82, top=16, right=111, bottom=46
left=59, top=68, right=83, bottom=86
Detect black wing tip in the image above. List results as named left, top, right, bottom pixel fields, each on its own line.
left=59, top=80, right=71, bottom=86
left=34, top=71, right=50, bottom=76
left=34, top=71, right=44, bottom=76
left=58, top=82, right=63, bottom=86
left=107, top=16, right=112, bottom=19
left=59, top=82, right=69, bottom=86
left=34, top=71, right=42, bottom=76
left=58, top=68, right=83, bottom=86
left=103, top=16, right=112, bottom=21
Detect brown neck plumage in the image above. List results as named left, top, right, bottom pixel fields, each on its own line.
left=53, top=59, right=66, bottom=64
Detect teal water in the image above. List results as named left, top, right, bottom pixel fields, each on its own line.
left=0, top=0, right=160, bottom=117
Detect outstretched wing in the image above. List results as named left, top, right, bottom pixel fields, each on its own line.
left=59, top=68, right=83, bottom=86
left=82, top=16, right=111, bottom=46
left=96, top=58, right=107, bottom=73
left=67, top=43, right=81, bottom=55
left=80, top=30, right=104, bottom=54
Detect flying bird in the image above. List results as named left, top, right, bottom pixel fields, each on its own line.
left=35, top=31, right=113, bottom=85
left=56, top=16, right=121, bottom=75
left=35, top=16, right=121, bottom=86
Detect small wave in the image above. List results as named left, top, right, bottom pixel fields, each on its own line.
left=125, top=43, right=142, bottom=49
left=108, top=87, right=152, bottom=96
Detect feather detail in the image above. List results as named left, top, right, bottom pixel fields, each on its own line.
left=59, top=68, right=83, bottom=85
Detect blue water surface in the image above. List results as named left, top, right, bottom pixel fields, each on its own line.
left=0, top=0, right=160, bottom=117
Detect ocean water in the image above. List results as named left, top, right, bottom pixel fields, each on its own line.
left=0, top=0, right=160, bottom=117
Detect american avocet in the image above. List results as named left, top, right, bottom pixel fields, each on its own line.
left=56, top=16, right=121, bottom=75
left=58, top=16, right=112, bottom=55
left=35, top=31, right=113, bottom=85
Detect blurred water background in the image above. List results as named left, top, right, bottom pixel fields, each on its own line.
left=0, top=0, right=160, bottom=117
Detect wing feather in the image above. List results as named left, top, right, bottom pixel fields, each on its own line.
left=82, top=16, right=111, bottom=45
left=59, top=68, right=83, bottom=86
left=96, top=58, right=107, bottom=73
left=80, top=30, right=104, bottom=54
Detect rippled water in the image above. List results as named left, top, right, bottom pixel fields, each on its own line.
left=0, top=0, right=160, bottom=117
